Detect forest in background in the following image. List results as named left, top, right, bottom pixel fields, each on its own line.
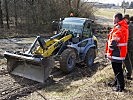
left=0, top=0, right=96, bottom=34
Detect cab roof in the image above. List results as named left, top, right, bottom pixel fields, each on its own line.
left=63, top=17, right=93, bottom=25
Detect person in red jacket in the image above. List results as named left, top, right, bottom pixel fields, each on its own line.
left=105, top=13, right=129, bottom=92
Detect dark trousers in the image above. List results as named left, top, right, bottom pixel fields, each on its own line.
left=124, top=53, right=132, bottom=77
left=112, top=62, right=125, bottom=90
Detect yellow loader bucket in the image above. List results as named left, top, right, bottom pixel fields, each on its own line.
left=4, top=51, right=54, bottom=83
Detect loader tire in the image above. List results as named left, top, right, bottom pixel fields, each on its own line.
left=60, top=48, right=76, bottom=73
left=85, top=48, right=95, bottom=67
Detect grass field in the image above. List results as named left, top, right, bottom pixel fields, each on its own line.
left=95, top=8, right=133, bottom=19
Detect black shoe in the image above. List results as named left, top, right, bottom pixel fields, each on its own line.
left=127, top=77, right=133, bottom=80
left=118, top=88, right=124, bottom=92
left=112, top=87, right=124, bottom=92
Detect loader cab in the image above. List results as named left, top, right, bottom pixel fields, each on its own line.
left=60, top=17, right=94, bottom=43
left=52, top=17, right=95, bottom=44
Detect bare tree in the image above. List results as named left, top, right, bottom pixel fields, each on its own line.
left=62, top=0, right=96, bottom=17
left=13, top=0, right=18, bottom=27
left=25, top=0, right=37, bottom=24
left=5, top=0, right=10, bottom=29
left=0, top=0, right=96, bottom=33
left=0, top=0, right=3, bottom=28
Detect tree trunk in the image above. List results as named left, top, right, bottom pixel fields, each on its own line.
left=14, top=0, right=18, bottom=27
left=5, top=0, right=10, bottom=29
left=26, top=0, right=37, bottom=24
left=0, top=0, right=3, bottom=28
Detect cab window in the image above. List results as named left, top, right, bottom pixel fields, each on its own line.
left=82, top=22, right=92, bottom=39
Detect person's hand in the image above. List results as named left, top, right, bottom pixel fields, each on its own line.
left=110, top=40, right=118, bottom=49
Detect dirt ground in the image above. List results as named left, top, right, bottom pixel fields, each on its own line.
left=0, top=17, right=133, bottom=100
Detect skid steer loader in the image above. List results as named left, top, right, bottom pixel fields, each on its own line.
left=4, top=17, right=98, bottom=83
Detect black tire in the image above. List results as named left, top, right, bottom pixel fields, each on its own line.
left=59, top=48, right=76, bottom=73
left=85, top=48, right=96, bottom=67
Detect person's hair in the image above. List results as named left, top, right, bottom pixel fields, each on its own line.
left=70, top=13, right=74, bottom=17
left=124, top=14, right=130, bottom=20
left=115, top=13, right=123, bottom=21
left=130, top=16, right=133, bottom=22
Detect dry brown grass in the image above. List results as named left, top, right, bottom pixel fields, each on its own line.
left=95, top=8, right=133, bottom=19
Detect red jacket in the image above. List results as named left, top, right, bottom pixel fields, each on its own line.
left=105, top=19, right=129, bottom=62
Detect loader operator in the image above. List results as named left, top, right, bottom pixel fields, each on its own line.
left=105, top=13, right=129, bottom=92
left=123, top=15, right=133, bottom=80
left=70, top=12, right=74, bottom=17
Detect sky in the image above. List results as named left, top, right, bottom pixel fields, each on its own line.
left=87, top=0, right=133, bottom=5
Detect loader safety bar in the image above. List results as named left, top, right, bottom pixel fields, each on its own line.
left=26, top=36, right=46, bottom=54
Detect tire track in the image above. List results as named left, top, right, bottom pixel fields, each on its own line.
left=0, top=71, right=44, bottom=100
